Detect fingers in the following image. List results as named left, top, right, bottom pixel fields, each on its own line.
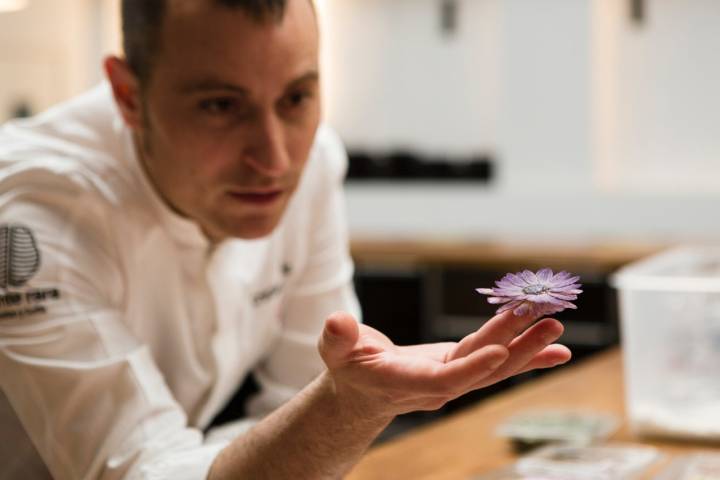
left=447, top=310, right=540, bottom=361
left=514, top=344, right=572, bottom=374
left=318, top=311, right=360, bottom=369
left=466, top=319, right=569, bottom=391
left=425, top=344, right=509, bottom=395
left=489, top=318, right=564, bottom=379
left=475, top=310, right=540, bottom=346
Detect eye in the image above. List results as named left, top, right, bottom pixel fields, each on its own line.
left=199, top=97, right=238, bottom=115
left=280, top=90, right=314, bottom=111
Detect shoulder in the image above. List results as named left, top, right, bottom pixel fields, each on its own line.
left=0, top=86, right=140, bottom=273
left=0, top=183, right=125, bottom=323
left=0, top=84, right=136, bottom=210
left=0, top=83, right=122, bottom=160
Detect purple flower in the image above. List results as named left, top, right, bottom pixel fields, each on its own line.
left=476, top=268, right=582, bottom=317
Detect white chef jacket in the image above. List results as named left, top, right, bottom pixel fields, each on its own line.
left=0, top=84, right=360, bottom=480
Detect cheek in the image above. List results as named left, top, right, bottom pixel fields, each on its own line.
left=198, top=136, right=248, bottom=177
left=146, top=98, right=218, bottom=173
left=289, top=124, right=320, bottom=168
left=158, top=127, right=230, bottom=179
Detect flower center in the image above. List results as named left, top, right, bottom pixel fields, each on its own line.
left=522, top=284, right=548, bottom=295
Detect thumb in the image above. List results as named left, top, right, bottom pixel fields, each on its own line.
left=318, top=311, right=360, bottom=369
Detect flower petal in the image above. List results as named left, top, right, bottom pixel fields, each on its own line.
left=513, top=302, right=531, bottom=316
left=504, top=273, right=527, bottom=287
left=531, top=293, right=565, bottom=305
left=551, top=276, right=581, bottom=288
left=521, top=270, right=537, bottom=284
left=536, top=303, right=564, bottom=316
left=488, top=296, right=513, bottom=304
left=491, top=287, right=523, bottom=297
left=551, top=271, right=571, bottom=283
left=475, top=288, right=495, bottom=295
left=537, top=268, right=553, bottom=282
left=556, top=300, right=578, bottom=310
left=495, top=279, right=515, bottom=289
left=548, top=291, right=578, bottom=301
left=497, top=299, right=524, bottom=314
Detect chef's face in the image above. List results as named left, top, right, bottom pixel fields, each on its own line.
left=108, top=0, right=321, bottom=240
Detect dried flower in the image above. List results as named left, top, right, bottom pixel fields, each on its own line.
left=476, top=268, right=582, bottom=317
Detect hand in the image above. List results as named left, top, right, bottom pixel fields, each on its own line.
left=317, top=310, right=571, bottom=420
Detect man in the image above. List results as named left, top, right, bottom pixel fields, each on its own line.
left=0, top=0, right=571, bottom=478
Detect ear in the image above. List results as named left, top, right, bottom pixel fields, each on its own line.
left=104, top=56, right=143, bottom=129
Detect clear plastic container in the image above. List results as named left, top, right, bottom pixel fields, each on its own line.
left=611, top=246, right=720, bottom=441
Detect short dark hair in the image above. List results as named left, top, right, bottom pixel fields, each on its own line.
left=122, top=0, right=288, bottom=84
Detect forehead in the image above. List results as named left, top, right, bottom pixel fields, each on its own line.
left=156, top=0, right=318, bottom=90
left=166, top=0, right=288, bottom=17
left=164, top=0, right=317, bottom=41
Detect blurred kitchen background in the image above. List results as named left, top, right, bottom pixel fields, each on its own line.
left=2, top=0, right=720, bottom=440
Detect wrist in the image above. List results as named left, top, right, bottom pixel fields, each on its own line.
left=318, top=370, right=396, bottom=430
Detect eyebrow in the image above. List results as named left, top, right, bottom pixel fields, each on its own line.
left=285, top=71, right=319, bottom=89
left=178, top=71, right=319, bottom=95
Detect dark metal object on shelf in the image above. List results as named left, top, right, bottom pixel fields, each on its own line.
left=630, top=0, right=645, bottom=25
left=346, top=150, right=494, bottom=183
left=440, top=0, right=458, bottom=36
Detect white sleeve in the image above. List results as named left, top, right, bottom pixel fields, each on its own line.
left=247, top=129, right=361, bottom=416
left=0, top=176, right=227, bottom=480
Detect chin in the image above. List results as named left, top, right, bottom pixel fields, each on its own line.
left=215, top=214, right=282, bottom=240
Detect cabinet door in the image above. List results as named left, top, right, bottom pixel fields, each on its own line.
left=0, top=58, right=65, bottom=121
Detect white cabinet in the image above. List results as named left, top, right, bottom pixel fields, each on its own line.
left=0, top=0, right=120, bottom=121
left=321, top=0, right=720, bottom=194
left=592, top=0, right=720, bottom=193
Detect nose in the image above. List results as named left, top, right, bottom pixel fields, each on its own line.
left=243, top=113, right=291, bottom=177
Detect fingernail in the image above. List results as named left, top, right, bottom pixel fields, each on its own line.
left=325, top=321, right=341, bottom=336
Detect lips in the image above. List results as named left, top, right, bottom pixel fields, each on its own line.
left=227, top=189, right=284, bottom=206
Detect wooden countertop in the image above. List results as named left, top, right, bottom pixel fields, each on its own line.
left=350, top=238, right=667, bottom=273
left=347, top=348, right=718, bottom=480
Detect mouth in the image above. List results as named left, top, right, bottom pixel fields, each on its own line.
left=226, top=188, right=284, bottom=206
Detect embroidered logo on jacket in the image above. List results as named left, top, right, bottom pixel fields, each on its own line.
left=252, top=262, right=293, bottom=306
left=0, top=224, right=60, bottom=320
left=0, top=224, right=40, bottom=288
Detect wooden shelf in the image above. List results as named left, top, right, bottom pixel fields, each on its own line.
left=351, top=237, right=668, bottom=273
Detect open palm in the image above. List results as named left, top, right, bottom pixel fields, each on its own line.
left=319, top=310, right=571, bottom=417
